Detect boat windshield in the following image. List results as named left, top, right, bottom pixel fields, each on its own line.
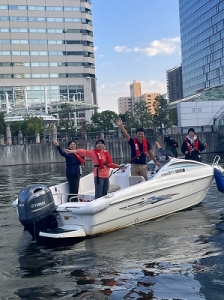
left=147, top=163, right=156, bottom=171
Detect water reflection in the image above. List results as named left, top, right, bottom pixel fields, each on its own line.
left=1, top=156, right=224, bottom=299
left=13, top=206, right=219, bottom=299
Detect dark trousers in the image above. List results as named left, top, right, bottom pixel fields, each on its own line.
left=94, top=177, right=109, bottom=199
left=67, top=174, right=80, bottom=202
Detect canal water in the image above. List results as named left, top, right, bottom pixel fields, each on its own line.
left=1, top=155, right=224, bottom=299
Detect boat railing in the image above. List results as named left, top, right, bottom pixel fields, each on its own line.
left=213, top=155, right=221, bottom=166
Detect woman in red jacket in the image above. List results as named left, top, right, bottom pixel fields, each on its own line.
left=65, top=139, right=121, bottom=199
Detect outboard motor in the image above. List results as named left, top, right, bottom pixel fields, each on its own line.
left=18, top=184, right=57, bottom=239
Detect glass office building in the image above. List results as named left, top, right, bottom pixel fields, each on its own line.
left=179, top=0, right=224, bottom=98
left=0, top=0, right=97, bottom=121
left=166, top=65, right=183, bottom=102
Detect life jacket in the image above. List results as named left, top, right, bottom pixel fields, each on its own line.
left=185, top=137, right=199, bottom=152
left=93, top=149, right=113, bottom=170
left=133, top=138, right=148, bottom=157
left=73, top=153, right=85, bottom=165
left=171, top=139, right=179, bottom=148
left=172, top=142, right=179, bottom=148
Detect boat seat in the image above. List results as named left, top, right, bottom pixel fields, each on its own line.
left=108, top=184, right=121, bottom=193
left=129, top=176, right=145, bottom=186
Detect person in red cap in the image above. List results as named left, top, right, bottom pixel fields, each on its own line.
left=65, top=139, right=121, bottom=199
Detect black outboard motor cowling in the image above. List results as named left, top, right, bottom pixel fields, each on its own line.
left=18, top=184, right=57, bottom=238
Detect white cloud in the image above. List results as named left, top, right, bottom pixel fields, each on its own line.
left=134, top=37, right=180, bottom=56
left=94, top=46, right=98, bottom=51
left=141, top=80, right=167, bottom=93
left=101, top=61, right=112, bottom=67
left=114, top=45, right=132, bottom=52
left=114, top=37, right=180, bottom=56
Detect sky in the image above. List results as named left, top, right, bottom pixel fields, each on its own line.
left=91, top=0, right=181, bottom=113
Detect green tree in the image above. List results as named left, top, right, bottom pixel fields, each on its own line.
left=23, top=115, right=43, bottom=136
left=153, top=95, right=171, bottom=129
left=91, top=110, right=118, bottom=131
left=169, top=107, right=178, bottom=126
left=133, top=100, right=153, bottom=128
left=118, top=113, right=126, bottom=123
left=123, top=111, right=138, bottom=130
left=58, top=103, right=74, bottom=132
left=10, top=121, right=24, bottom=136
left=0, top=112, right=6, bottom=135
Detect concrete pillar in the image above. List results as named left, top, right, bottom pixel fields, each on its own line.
left=13, top=136, right=17, bottom=145
left=52, top=123, right=57, bottom=141
left=100, top=132, right=104, bottom=139
left=6, top=125, right=12, bottom=145
left=118, top=128, right=122, bottom=138
left=18, top=131, right=23, bottom=144
left=36, top=133, right=40, bottom=143
left=0, top=135, right=4, bottom=145
left=43, top=128, right=48, bottom=142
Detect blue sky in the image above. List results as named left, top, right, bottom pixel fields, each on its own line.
left=91, top=0, right=181, bottom=113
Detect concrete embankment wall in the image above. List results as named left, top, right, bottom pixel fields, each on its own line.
left=0, top=133, right=221, bottom=166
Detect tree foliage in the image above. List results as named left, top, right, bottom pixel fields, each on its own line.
left=58, top=103, right=75, bottom=132
left=169, top=107, right=178, bottom=126
left=153, top=95, right=171, bottom=129
left=7, top=116, right=43, bottom=136
left=23, top=115, right=43, bottom=135
left=133, top=100, right=153, bottom=129
left=122, top=111, right=137, bottom=130
left=90, top=110, right=118, bottom=131
left=10, top=121, right=24, bottom=136
left=0, top=112, right=6, bottom=135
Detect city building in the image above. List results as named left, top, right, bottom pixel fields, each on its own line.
left=179, top=0, right=224, bottom=98
left=177, top=100, right=224, bottom=133
left=166, top=66, right=183, bottom=102
left=117, top=80, right=159, bottom=115
left=118, top=97, right=132, bottom=114
left=0, top=0, right=97, bottom=123
left=130, top=80, right=141, bottom=105
left=140, top=93, right=159, bottom=115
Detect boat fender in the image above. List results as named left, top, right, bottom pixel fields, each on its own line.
left=214, top=168, right=224, bottom=193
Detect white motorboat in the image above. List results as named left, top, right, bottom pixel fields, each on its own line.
left=12, top=156, right=224, bottom=240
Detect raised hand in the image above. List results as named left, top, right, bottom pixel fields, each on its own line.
left=116, top=119, right=123, bottom=126
left=53, top=140, right=59, bottom=147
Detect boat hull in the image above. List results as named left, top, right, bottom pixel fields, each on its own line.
left=13, top=157, right=222, bottom=240
left=53, top=174, right=213, bottom=238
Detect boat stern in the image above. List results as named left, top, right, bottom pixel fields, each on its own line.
left=39, top=225, right=86, bottom=239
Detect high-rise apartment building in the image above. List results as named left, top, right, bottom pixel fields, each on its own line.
left=179, top=0, right=224, bottom=98
left=118, top=97, right=132, bottom=114
left=140, top=93, right=158, bottom=115
left=166, top=66, right=183, bottom=102
left=130, top=80, right=141, bottom=104
left=0, top=0, right=97, bottom=121
left=117, top=80, right=159, bottom=115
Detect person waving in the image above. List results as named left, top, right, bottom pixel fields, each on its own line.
left=65, top=139, right=121, bottom=199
